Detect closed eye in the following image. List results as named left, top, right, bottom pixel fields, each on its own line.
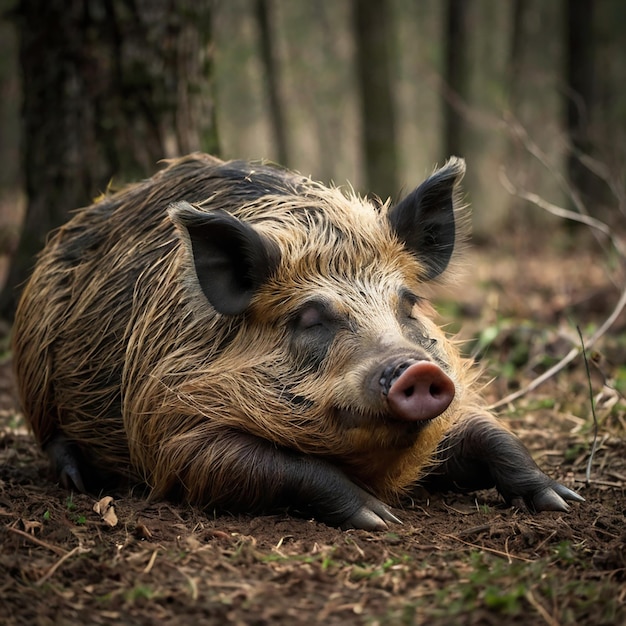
left=292, top=298, right=342, bottom=332
left=399, top=289, right=422, bottom=319
left=297, top=305, right=323, bottom=330
left=289, top=298, right=343, bottom=370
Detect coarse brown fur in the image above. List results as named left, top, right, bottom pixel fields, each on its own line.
left=13, top=153, right=487, bottom=512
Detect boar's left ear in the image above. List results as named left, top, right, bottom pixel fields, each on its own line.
left=169, top=201, right=280, bottom=316
left=388, top=157, right=465, bottom=280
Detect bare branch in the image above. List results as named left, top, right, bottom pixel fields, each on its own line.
left=498, top=167, right=626, bottom=262
left=499, top=168, right=611, bottom=235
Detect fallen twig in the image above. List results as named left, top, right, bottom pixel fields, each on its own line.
left=437, top=532, right=532, bottom=562
left=526, top=589, right=560, bottom=626
left=36, top=545, right=87, bottom=586
left=6, top=525, right=68, bottom=557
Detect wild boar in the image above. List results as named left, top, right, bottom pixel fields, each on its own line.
left=12, top=153, right=582, bottom=529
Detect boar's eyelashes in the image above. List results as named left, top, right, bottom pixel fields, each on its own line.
left=388, top=157, right=465, bottom=280
left=169, top=202, right=280, bottom=316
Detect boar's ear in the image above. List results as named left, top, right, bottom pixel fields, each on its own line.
left=169, top=201, right=280, bottom=316
left=388, top=157, right=465, bottom=280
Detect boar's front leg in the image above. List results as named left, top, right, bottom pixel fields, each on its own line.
left=157, top=430, right=400, bottom=531
left=422, top=414, right=584, bottom=511
left=277, top=452, right=402, bottom=530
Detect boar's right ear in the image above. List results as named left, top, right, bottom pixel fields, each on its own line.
left=388, top=157, right=465, bottom=280
left=169, top=201, right=280, bottom=316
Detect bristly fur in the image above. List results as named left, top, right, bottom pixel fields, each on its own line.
left=12, top=153, right=489, bottom=510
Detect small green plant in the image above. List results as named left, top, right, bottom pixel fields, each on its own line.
left=563, top=442, right=587, bottom=463
left=125, top=585, right=154, bottom=601
left=482, top=583, right=526, bottom=613
left=473, top=323, right=501, bottom=357
left=64, top=494, right=86, bottom=524
left=552, top=540, right=577, bottom=564
left=320, top=553, right=335, bottom=571
left=442, top=552, right=531, bottom=617
left=350, top=555, right=411, bottom=581
left=612, top=365, right=626, bottom=396
left=8, top=413, right=24, bottom=430
left=260, top=549, right=338, bottom=571
left=381, top=555, right=410, bottom=571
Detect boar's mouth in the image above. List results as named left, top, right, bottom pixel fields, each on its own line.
left=336, top=407, right=433, bottom=429
left=334, top=405, right=435, bottom=451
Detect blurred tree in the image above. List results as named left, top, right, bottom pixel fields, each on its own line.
left=593, top=1, right=626, bottom=209
left=0, top=0, right=218, bottom=322
left=507, top=0, right=528, bottom=109
left=442, top=0, right=470, bottom=161
left=0, top=0, right=21, bottom=263
left=0, top=1, right=20, bottom=195
left=255, top=0, right=289, bottom=166
left=352, top=0, right=398, bottom=200
left=565, top=0, right=596, bottom=208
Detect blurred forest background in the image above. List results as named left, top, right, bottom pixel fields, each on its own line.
left=0, top=0, right=624, bottom=322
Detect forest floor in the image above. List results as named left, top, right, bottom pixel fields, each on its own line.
left=1, top=238, right=625, bottom=625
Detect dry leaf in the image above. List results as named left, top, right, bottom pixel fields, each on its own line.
left=93, top=496, right=118, bottom=527
left=22, top=519, right=44, bottom=534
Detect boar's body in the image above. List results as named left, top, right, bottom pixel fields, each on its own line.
left=12, top=153, right=582, bottom=529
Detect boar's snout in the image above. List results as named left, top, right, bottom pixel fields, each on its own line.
left=381, top=360, right=455, bottom=421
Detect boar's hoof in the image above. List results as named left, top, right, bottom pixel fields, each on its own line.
left=382, top=360, right=455, bottom=421
left=340, top=492, right=403, bottom=531
left=521, top=481, right=585, bottom=513
left=45, top=433, right=87, bottom=493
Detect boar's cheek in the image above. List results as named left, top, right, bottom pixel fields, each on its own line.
left=388, top=157, right=465, bottom=280
left=169, top=201, right=280, bottom=315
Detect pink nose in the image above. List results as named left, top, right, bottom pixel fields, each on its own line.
left=387, top=361, right=455, bottom=421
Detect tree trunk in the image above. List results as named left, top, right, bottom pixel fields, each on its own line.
left=442, top=0, right=470, bottom=161
left=0, top=1, right=22, bottom=266
left=507, top=0, right=527, bottom=108
left=565, top=0, right=596, bottom=208
left=0, top=0, right=217, bottom=322
left=352, top=0, right=399, bottom=201
left=255, top=0, right=289, bottom=166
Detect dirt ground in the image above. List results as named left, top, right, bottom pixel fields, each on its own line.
left=1, top=242, right=625, bottom=625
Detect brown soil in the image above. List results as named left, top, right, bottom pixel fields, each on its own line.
left=1, top=245, right=625, bottom=625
